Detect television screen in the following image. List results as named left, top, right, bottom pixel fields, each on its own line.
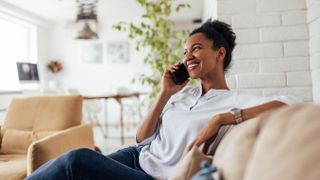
left=16, top=62, right=39, bottom=81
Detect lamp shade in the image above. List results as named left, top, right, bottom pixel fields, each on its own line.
left=75, top=0, right=99, bottom=39
left=76, top=22, right=98, bottom=39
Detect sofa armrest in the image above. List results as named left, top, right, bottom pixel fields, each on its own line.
left=0, top=125, right=1, bottom=149
left=27, top=124, right=94, bottom=175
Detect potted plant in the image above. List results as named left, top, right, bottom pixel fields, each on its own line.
left=46, top=60, right=63, bottom=90
left=113, top=0, right=191, bottom=99
left=47, top=60, right=63, bottom=74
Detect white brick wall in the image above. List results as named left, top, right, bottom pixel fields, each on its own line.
left=282, top=11, right=307, bottom=25
left=259, top=57, right=310, bottom=73
left=310, top=53, right=320, bottom=70
left=237, top=73, right=286, bottom=88
left=307, top=1, right=320, bottom=23
left=307, top=0, right=320, bottom=103
left=257, top=0, right=306, bottom=12
left=234, top=43, right=283, bottom=59
left=218, top=0, right=256, bottom=15
left=232, top=13, right=281, bottom=28
left=229, top=60, right=259, bottom=74
left=217, top=0, right=313, bottom=102
left=283, top=41, right=309, bottom=56
left=263, top=87, right=313, bottom=101
left=309, top=37, right=320, bottom=54
left=307, top=14, right=320, bottom=36
left=311, top=70, right=320, bottom=102
left=234, top=29, right=259, bottom=43
left=286, top=71, right=312, bottom=86
left=260, top=25, right=308, bottom=42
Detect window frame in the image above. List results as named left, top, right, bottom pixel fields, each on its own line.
left=0, top=12, right=38, bottom=91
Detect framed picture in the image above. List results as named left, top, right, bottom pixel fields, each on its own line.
left=106, top=41, right=129, bottom=64
left=80, top=42, right=103, bottom=64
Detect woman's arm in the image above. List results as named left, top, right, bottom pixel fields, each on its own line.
left=221, top=100, right=286, bottom=125
left=136, top=91, right=171, bottom=143
left=188, top=100, right=287, bottom=152
left=136, top=65, right=189, bottom=143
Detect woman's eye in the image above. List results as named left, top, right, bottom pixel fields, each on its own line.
left=193, top=46, right=201, bottom=51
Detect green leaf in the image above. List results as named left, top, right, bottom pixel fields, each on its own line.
left=165, top=6, right=171, bottom=15
left=137, top=0, right=145, bottom=5
left=112, top=0, right=191, bottom=100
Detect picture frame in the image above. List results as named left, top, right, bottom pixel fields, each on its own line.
left=80, top=42, right=103, bottom=64
left=106, top=41, right=129, bottom=64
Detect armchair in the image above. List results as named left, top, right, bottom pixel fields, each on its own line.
left=0, top=95, right=94, bottom=180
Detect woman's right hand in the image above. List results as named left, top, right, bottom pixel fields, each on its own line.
left=161, top=63, right=189, bottom=96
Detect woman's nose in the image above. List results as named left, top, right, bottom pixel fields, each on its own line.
left=184, top=51, right=194, bottom=62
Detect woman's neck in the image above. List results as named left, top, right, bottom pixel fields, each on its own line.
left=200, top=76, right=229, bottom=95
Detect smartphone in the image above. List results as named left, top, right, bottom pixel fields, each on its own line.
left=170, top=63, right=190, bottom=85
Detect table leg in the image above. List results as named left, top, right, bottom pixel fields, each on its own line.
left=136, top=96, right=143, bottom=124
left=103, top=99, right=108, bottom=138
left=116, top=98, right=125, bottom=145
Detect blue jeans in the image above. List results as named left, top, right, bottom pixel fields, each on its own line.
left=26, top=147, right=154, bottom=180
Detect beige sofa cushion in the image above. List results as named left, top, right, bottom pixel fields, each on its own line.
left=213, top=117, right=261, bottom=180
left=244, top=104, right=320, bottom=180
left=214, top=104, right=320, bottom=180
left=1, top=95, right=83, bottom=141
left=1, top=130, right=58, bottom=154
left=169, top=146, right=213, bottom=180
left=1, top=130, right=34, bottom=154
left=0, top=154, right=27, bottom=180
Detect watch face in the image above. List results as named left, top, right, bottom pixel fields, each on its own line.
left=230, top=108, right=242, bottom=124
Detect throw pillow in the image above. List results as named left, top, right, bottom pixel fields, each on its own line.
left=0, top=129, right=34, bottom=154
left=0, top=129, right=58, bottom=154
left=169, top=146, right=213, bottom=180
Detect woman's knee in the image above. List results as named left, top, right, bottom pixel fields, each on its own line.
left=61, top=148, right=94, bottom=167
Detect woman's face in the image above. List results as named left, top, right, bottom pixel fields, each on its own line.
left=183, top=33, right=224, bottom=79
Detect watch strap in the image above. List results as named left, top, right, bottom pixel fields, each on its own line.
left=230, top=108, right=243, bottom=124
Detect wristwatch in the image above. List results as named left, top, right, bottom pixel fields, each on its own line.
left=230, top=108, right=243, bottom=124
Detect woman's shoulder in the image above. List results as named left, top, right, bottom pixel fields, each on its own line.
left=169, top=85, right=199, bottom=102
left=178, top=85, right=200, bottom=96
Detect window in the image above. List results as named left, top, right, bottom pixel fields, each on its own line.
left=0, top=13, right=37, bottom=91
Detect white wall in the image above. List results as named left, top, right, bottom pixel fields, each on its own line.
left=46, top=0, right=202, bottom=95
left=307, top=0, right=320, bottom=103
left=47, top=20, right=151, bottom=95
left=0, top=1, right=52, bottom=122
left=203, top=0, right=217, bottom=20
left=44, top=1, right=201, bottom=132
left=216, top=0, right=312, bottom=102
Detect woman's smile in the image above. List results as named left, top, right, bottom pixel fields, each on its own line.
left=186, top=60, right=201, bottom=71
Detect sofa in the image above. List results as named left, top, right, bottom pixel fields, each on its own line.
left=170, top=104, right=320, bottom=180
left=0, top=95, right=95, bottom=180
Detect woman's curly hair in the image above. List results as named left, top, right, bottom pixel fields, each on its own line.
left=190, top=19, right=236, bottom=72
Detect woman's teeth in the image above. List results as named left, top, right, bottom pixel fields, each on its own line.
left=188, top=63, right=199, bottom=70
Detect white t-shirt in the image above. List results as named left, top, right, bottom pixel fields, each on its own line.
left=137, top=85, right=298, bottom=180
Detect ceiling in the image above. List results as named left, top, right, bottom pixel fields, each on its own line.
left=2, top=0, right=204, bottom=23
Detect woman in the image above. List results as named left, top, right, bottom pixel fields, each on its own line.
left=26, top=20, right=296, bottom=180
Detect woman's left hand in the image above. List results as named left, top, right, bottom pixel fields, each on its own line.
left=188, top=112, right=234, bottom=154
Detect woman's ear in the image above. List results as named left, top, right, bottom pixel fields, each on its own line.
left=217, top=47, right=226, bottom=62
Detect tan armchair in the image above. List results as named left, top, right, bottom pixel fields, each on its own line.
left=0, top=95, right=94, bottom=180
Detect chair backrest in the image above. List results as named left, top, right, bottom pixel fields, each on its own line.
left=1, top=95, right=83, bottom=140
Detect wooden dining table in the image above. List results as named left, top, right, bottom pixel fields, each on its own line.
left=83, top=92, right=147, bottom=145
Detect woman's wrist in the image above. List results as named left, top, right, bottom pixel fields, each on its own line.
left=159, top=89, right=172, bottom=101
left=160, top=89, right=172, bottom=98
left=215, top=112, right=236, bottom=126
